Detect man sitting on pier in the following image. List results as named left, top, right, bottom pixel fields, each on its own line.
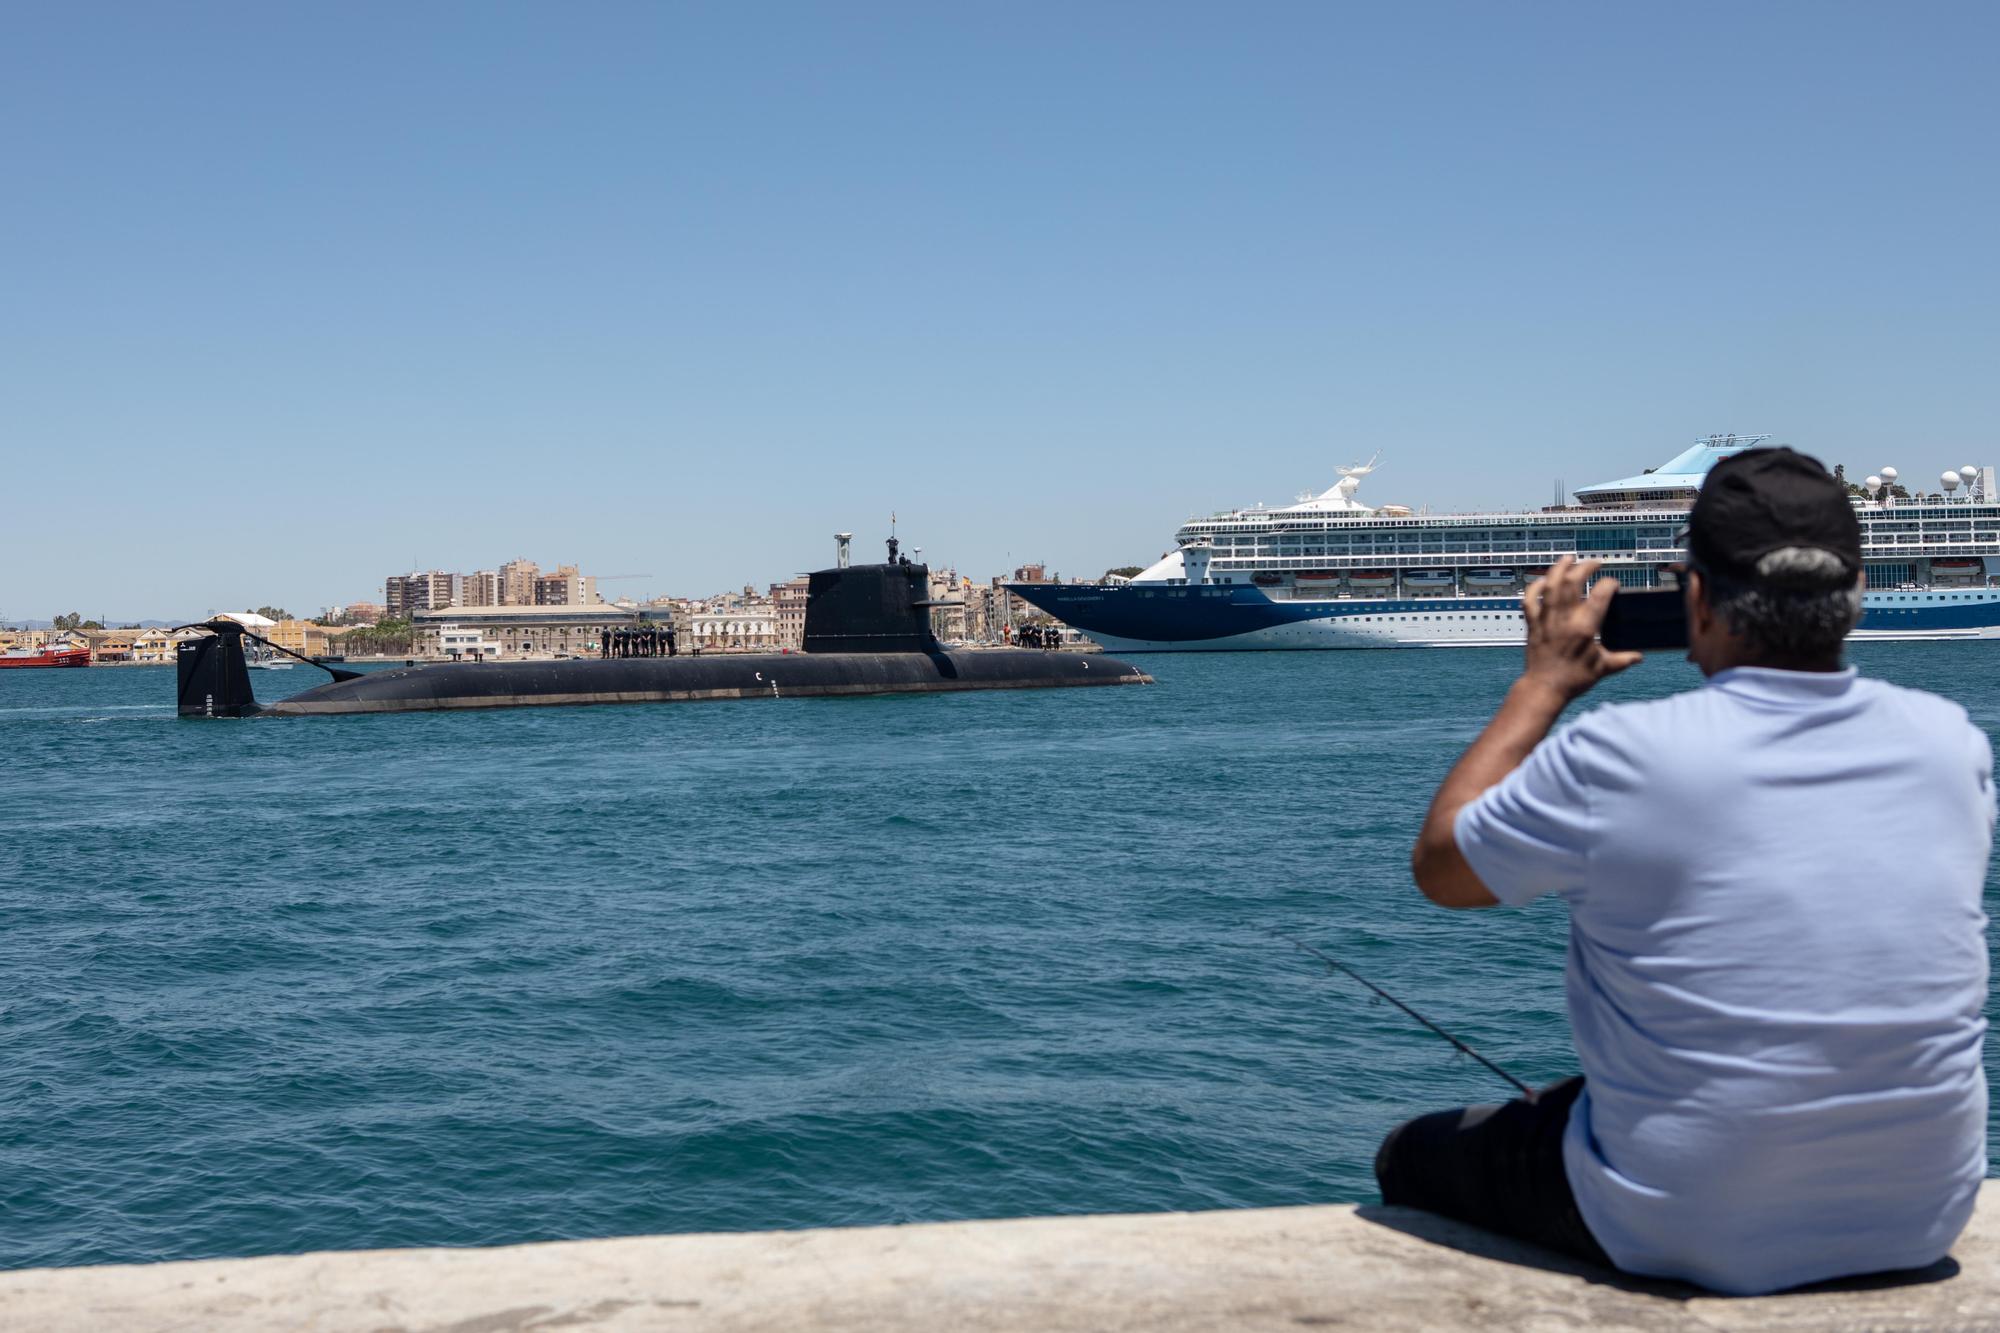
left=1391, top=448, right=1993, bottom=1294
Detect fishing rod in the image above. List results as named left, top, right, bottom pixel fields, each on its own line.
left=1278, top=933, right=1537, bottom=1102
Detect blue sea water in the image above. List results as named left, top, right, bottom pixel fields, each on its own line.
left=0, top=647, right=1994, bottom=1271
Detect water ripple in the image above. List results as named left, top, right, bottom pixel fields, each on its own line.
left=0, top=649, right=1993, bottom=1270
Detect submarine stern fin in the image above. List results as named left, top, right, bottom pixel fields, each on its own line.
left=175, top=621, right=263, bottom=718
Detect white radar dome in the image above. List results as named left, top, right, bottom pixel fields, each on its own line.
left=1880, top=466, right=1899, bottom=481
left=1964, top=465, right=1981, bottom=480
left=1865, top=475, right=1883, bottom=490
left=1942, top=471, right=1962, bottom=490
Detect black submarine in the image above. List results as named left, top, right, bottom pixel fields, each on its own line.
left=176, top=541, right=1149, bottom=717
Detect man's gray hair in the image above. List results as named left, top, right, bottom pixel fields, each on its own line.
left=1707, top=546, right=1862, bottom=660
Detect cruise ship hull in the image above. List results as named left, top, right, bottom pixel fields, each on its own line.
left=1009, top=583, right=2000, bottom=652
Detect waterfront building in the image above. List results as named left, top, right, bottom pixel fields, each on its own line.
left=435, top=624, right=502, bottom=661
left=130, top=628, right=202, bottom=664
left=269, top=620, right=357, bottom=658
left=268, top=619, right=314, bottom=655
left=340, top=601, right=384, bottom=625
left=772, top=576, right=811, bottom=649
left=77, top=627, right=205, bottom=664
left=685, top=588, right=778, bottom=651
left=411, top=604, right=635, bottom=659
left=82, top=629, right=138, bottom=663
left=687, top=607, right=777, bottom=651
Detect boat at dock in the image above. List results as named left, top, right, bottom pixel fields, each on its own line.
left=0, top=646, right=91, bottom=669
left=1010, top=437, right=2000, bottom=650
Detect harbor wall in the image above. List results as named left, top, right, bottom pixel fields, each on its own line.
left=0, top=1186, right=1992, bottom=1332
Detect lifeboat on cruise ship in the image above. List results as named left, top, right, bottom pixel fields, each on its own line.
left=1403, top=570, right=1456, bottom=589
left=1294, top=571, right=1341, bottom=585
left=1347, top=571, right=1393, bottom=589
left=1931, top=558, right=1984, bottom=580
left=1463, top=568, right=1518, bottom=588
left=1251, top=572, right=1284, bottom=587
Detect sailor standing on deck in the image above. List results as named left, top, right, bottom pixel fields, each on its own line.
left=1389, top=448, right=1994, bottom=1295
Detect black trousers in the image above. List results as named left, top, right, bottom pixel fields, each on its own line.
left=1373, top=1075, right=1612, bottom=1268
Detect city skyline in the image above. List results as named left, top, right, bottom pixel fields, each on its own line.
left=4, top=541, right=1081, bottom=626
left=7, top=3, right=1998, bottom=616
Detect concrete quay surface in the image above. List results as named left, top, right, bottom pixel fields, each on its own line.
left=1, top=1186, right=1993, bottom=1332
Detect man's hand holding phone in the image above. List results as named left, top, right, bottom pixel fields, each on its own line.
left=1521, top=556, right=1644, bottom=705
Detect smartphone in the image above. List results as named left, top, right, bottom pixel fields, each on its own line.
left=1599, top=588, right=1688, bottom=652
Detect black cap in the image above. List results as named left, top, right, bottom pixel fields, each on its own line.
left=1686, top=447, right=1862, bottom=585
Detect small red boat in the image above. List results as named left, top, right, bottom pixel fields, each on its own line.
left=0, top=646, right=91, bottom=669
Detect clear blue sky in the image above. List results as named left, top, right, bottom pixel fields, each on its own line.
left=4, top=2, right=1995, bottom=618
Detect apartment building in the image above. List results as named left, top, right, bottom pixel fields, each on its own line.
left=533, top=564, right=598, bottom=607
left=463, top=570, right=503, bottom=608
left=498, top=559, right=540, bottom=606
left=384, top=571, right=463, bottom=619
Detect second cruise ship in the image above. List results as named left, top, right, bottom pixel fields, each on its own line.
left=1009, top=436, right=2000, bottom=651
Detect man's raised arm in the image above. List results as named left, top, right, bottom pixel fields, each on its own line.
left=1411, top=556, right=1641, bottom=908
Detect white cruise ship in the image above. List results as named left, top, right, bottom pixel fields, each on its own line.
left=1009, top=436, right=2000, bottom=650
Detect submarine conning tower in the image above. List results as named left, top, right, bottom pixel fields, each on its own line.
left=801, top=560, right=941, bottom=655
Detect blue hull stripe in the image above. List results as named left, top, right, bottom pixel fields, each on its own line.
left=1008, top=584, right=2000, bottom=641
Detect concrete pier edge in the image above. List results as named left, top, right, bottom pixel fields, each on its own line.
left=1, top=1184, right=1993, bottom=1332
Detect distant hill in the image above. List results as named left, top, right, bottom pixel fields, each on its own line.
left=7, top=618, right=186, bottom=630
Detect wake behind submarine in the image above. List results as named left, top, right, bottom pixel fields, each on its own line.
left=176, top=544, right=1150, bottom=717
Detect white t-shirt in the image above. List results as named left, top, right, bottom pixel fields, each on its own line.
left=1456, top=666, right=1994, bottom=1294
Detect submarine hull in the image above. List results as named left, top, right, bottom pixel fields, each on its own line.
left=259, top=650, right=1148, bottom=715
left=178, top=562, right=1150, bottom=718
